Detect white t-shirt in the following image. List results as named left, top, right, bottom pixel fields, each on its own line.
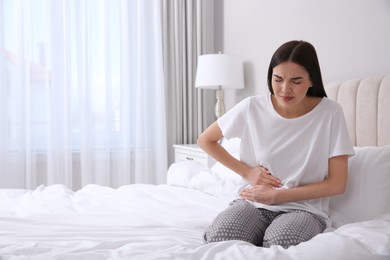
left=218, top=94, right=354, bottom=225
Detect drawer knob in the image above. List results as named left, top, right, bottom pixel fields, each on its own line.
left=186, top=157, right=194, bottom=161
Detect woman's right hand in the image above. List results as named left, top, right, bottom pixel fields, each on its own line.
left=244, top=165, right=281, bottom=188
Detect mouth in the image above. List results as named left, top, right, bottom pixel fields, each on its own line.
left=280, top=95, right=294, bottom=102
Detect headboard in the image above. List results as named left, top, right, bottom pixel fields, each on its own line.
left=325, top=75, right=390, bottom=147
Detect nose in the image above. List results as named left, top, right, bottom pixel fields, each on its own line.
left=280, top=82, right=292, bottom=92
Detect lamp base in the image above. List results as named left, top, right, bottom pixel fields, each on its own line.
left=215, top=87, right=225, bottom=118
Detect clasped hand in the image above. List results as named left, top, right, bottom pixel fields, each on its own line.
left=239, top=185, right=277, bottom=205
left=240, top=165, right=282, bottom=205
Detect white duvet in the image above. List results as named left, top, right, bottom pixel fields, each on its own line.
left=0, top=183, right=389, bottom=260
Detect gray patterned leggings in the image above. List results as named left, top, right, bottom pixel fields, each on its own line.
left=204, top=199, right=326, bottom=248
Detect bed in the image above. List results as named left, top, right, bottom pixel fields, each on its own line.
left=1, top=75, right=389, bottom=260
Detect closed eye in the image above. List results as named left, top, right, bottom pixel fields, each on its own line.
left=273, top=74, right=283, bottom=82
left=292, top=80, right=303, bottom=84
left=291, top=77, right=303, bottom=84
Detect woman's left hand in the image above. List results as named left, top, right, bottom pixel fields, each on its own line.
left=239, top=185, right=277, bottom=205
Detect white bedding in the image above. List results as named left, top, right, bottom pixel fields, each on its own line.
left=2, top=75, right=389, bottom=259
left=0, top=183, right=389, bottom=260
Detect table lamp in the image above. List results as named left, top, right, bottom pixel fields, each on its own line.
left=195, top=53, right=244, bottom=118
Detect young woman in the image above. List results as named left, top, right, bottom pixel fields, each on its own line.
left=197, top=40, right=354, bottom=248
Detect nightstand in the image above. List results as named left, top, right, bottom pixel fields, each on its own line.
left=173, top=144, right=214, bottom=168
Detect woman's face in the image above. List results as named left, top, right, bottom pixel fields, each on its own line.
left=271, top=61, right=313, bottom=112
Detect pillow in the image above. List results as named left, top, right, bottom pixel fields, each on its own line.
left=210, top=152, right=241, bottom=183
left=188, top=169, right=241, bottom=200
left=329, top=146, right=390, bottom=224
left=166, top=161, right=240, bottom=200
left=211, top=137, right=242, bottom=182
left=166, top=161, right=208, bottom=187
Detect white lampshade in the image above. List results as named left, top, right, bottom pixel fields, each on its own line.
left=195, top=53, right=244, bottom=118
left=195, top=54, right=244, bottom=89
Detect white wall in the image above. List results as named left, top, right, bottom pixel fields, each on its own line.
left=221, top=0, right=390, bottom=109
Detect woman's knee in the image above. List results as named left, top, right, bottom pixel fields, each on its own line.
left=263, top=211, right=326, bottom=248
left=204, top=199, right=266, bottom=245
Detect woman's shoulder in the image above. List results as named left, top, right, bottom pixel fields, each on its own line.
left=233, top=94, right=270, bottom=112
left=321, top=97, right=342, bottom=109
left=241, top=94, right=270, bottom=104
left=315, top=97, right=344, bottom=115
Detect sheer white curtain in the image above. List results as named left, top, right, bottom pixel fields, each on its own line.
left=0, top=0, right=167, bottom=190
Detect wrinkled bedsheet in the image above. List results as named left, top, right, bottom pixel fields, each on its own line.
left=0, top=184, right=389, bottom=260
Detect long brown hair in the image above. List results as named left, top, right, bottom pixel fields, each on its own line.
left=267, top=40, right=327, bottom=97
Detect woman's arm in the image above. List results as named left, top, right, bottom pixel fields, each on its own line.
left=197, top=121, right=281, bottom=187
left=240, top=155, right=348, bottom=204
